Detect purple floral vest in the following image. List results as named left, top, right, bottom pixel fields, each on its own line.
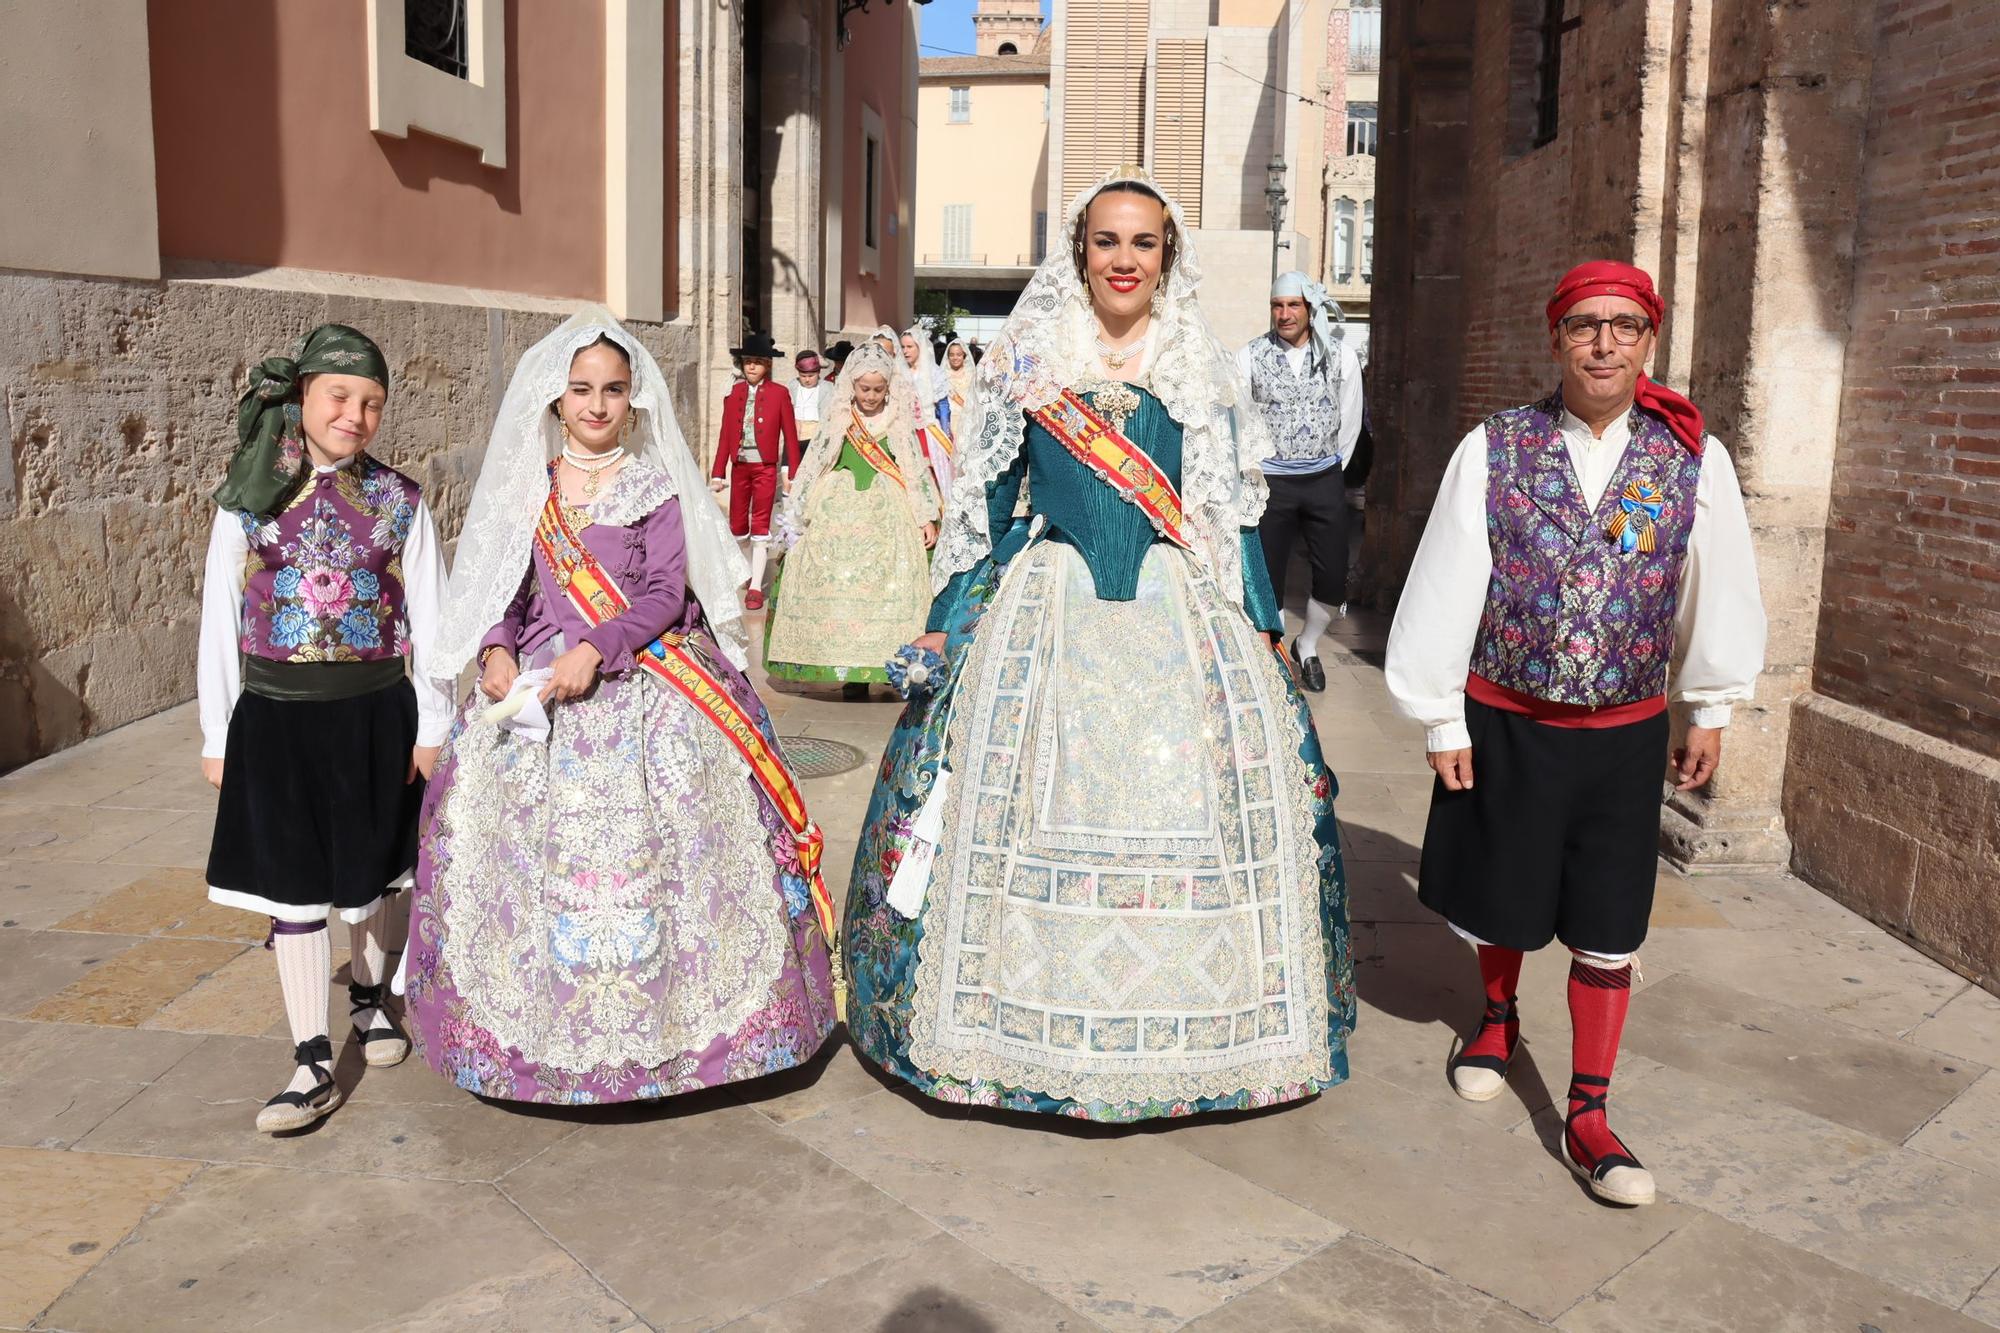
left=1470, top=394, right=1704, bottom=706
left=238, top=457, right=422, bottom=664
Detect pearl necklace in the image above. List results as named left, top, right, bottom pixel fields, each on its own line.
left=561, top=444, right=625, bottom=499
left=1093, top=323, right=1154, bottom=372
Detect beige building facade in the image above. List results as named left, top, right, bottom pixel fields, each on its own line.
left=1046, top=0, right=1377, bottom=350
left=915, top=42, right=1052, bottom=342
left=1368, top=0, right=2000, bottom=990
left=0, top=0, right=918, bottom=770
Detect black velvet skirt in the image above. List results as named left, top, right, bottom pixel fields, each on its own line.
left=206, top=679, right=424, bottom=911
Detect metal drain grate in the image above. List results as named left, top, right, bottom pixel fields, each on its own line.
left=777, top=735, right=869, bottom=779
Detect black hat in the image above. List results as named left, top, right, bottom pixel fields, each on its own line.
left=730, top=330, right=785, bottom=360
left=825, top=339, right=856, bottom=364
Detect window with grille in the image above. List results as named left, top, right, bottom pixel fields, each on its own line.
left=1347, top=2, right=1381, bottom=72
left=942, top=204, right=974, bottom=262
left=1033, top=211, right=1048, bottom=264
left=1345, top=103, right=1378, bottom=157
left=1534, top=0, right=1580, bottom=147
left=405, top=0, right=469, bottom=78
left=949, top=86, right=971, bottom=122
left=1362, top=199, right=1375, bottom=283
left=1334, top=198, right=1357, bottom=283
left=864, top=135, right=881, bottom=250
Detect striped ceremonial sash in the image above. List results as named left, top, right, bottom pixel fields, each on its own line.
left=532, top=475, right=837, bottom=952
left=845, top=410, right=907, bottom=488
left=1029, top=388, right=1192, bottom=550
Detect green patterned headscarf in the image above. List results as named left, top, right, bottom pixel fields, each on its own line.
left=214, top=324, right=392, bottom=519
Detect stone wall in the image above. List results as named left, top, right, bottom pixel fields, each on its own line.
left=1370, top=0, right=2000, bottom=989
left=1784, top=0, right=2000, bottom=986
left=0, top=271, right=698, bottom=772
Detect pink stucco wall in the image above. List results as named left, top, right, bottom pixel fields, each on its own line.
left=148, top=0, right=607, bottom=301
left=839, top=1, right=915, bottom=329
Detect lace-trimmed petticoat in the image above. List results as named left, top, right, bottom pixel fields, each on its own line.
left=844, top=540, right=1355, bottom=1121
left=406, top=629, right=838, bottom=1104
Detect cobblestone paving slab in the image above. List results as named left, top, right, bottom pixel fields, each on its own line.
left=2, top=605, right=1996, bottom=1330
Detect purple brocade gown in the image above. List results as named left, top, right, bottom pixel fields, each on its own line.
left=406, top=462, right=837, bottom=1104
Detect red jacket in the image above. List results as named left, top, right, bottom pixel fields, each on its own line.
left=712, top=381, right=802, bottom=476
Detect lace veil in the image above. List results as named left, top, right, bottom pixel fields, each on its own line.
left=901, top=325, right=950, bottom=425
left=432, top=307, right=752, bottom=674
left=777, top=340, right=940, bottom=548
left=943, top=337, right=974, bottom=402
left=933, top=165, right=1274, bottom=607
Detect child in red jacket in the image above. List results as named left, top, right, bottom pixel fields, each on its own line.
left=708, top=332, right=801, bottom=608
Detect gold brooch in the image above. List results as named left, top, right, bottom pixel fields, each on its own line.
left=1090, top=383, right=1142, bottom=434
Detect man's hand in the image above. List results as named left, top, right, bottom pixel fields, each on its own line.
left=920, top=522, right=938, bottom=550
left=1673, top=725, right=1723, bottom=791
left=1429, top=747, right=1475, bottom=791
left=708, top=476, right=728, bottom=493
left=201, top=756, right=224, bottom=790
left=540, top=642, right=605, bottom=703
left=480, top=648, right=519, bottom=702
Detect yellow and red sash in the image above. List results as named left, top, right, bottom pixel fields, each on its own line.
left=845, top=410, right=906, bottom=489
left=531, top=477, right=837, bottom=953
left=1029, top=388, right=1192, bottom=550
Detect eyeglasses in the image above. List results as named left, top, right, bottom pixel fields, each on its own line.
left=1558, top=314, right=1653, bottom=346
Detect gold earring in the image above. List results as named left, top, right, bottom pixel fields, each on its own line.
left=620, top=414, right=635, bottom=444
left=559, top=417, right=571, bottom=444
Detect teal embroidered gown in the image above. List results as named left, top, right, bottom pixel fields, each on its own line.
left=842, top=383, right=1355, bottom=1122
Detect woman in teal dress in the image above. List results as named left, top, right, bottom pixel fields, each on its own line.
left=841, top=167, right=1356, bottom=1122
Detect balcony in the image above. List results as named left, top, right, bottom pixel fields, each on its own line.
left=914, top=252, right=1042, bottom=290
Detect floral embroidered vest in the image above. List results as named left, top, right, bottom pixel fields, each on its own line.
left=238, top=457, right=421, bottom=663
left=1246, top=333, right=1343, bottom=464
left=1470, top=394, right=1704, bottom=706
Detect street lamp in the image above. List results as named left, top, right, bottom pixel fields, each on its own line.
left=1264, top=157, right=1289, bottom=283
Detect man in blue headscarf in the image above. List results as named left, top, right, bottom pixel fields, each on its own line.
left=1237, top=272, right=1365, bottom=690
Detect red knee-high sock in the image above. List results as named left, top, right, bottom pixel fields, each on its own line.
left=1567, top=958, right=1637, bottom=1168
left=1458, top=944, right=1524, bottom=1068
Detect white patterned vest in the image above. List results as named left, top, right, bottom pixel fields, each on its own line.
left=1246, top=333, right=1343, bottom=465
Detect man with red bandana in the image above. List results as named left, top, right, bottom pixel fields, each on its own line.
left=1385, top=261, right=1766, bottom=1206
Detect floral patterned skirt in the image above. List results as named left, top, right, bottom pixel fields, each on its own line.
left=406, top=633, right=838, bottom=1105
left=844, top=541, right=1355, bottom=1122
left=765, top=469, right=930, bottom=684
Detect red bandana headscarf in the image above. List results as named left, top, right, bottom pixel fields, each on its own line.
left=1546, top=261, right=1704, bottom=455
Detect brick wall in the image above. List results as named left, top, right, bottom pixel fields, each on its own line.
left=1813, top=0, right=2000, bottom=762
left=1454, top=0, right=1656, bottom=433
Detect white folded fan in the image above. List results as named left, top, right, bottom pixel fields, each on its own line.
left=885, top=764, right=952, bottom=918
left=480, top=668, right=555, bottom=741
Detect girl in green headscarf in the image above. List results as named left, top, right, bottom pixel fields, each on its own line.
left=196, top=323, right=453, bottom=1133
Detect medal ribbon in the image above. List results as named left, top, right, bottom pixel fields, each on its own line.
left=1029, top=388, right=1192, bottom=550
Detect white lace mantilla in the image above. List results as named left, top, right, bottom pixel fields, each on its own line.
left=935, top=168, right=1275, bottom=613
left=436, top=308, right=750, bottom=674
left=582, top=457, right=676, bottom=528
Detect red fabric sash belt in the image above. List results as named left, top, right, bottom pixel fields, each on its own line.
left=1466, top=673, right=1666, bottom=730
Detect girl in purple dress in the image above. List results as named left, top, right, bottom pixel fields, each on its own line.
left=407, top=310, right=838, bottom=1105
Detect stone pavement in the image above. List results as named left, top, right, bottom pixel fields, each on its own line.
left=2, top=609, right=1999, bottom=1332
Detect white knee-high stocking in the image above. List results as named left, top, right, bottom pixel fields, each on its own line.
left=271, top=922, right=330, bottom=1095
left=1298, top=597, right=1343, bottom=660
left=748, top=538, right=770, bottom=591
